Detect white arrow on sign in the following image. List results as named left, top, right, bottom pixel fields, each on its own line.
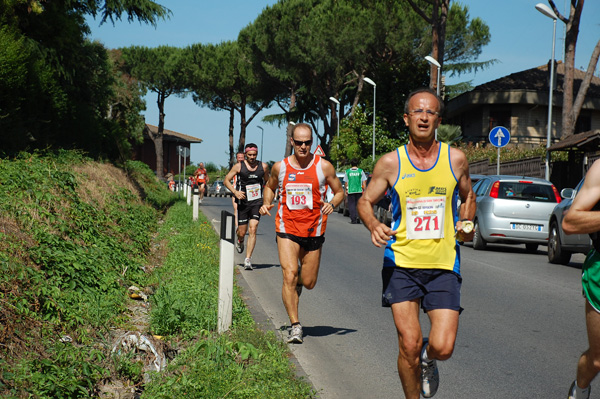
left=494, top=129, right=505, bottom=147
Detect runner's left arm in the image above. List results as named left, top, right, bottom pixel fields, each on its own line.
left=451, top=148, right=476, bottom=241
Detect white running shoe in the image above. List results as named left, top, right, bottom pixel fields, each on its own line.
left=287, top=324, right=303, bottom=344
left=421, top=338, right=439, bottom=398
left=244, top=258, right=252, bottom=270
left=569, top=380, right=591, bottom=399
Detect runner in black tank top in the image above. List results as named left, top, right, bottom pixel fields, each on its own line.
left=223, top=143, right=270, bottom=270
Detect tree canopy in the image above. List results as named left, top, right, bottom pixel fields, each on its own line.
left=0, top=0, right=169, bottom=158
left=1, top=0, right=495, bottom=169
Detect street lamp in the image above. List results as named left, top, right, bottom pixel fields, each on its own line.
left=363, top=77, right=376, bottom=162
left=425, top=55, right=441, bottom=140
left=257, top=126, right=264, bottom=163
left=329, top=97, right=340, bottom=168
left=536, top=3, right=557, bottom=181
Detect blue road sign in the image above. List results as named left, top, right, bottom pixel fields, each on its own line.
left=489, top=126, right=511, bottom=148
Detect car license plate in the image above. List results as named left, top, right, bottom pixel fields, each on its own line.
left=511, top=223, right=542, bottom=231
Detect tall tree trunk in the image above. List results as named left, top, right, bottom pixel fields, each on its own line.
left=350, top=73, right=365, bottom=117
left=560, top=1, right=579, bottom=138
left=238, top=99, right=247, bottom=153
left=239, top=100, right=269, bottom=158
left=154, top=92, right=165, bottom=179
left=228, top=107, right=235, bottom=167
left=406, top=0, right=449, bottom=93
left=572, top=40, right=600, bottom=125
left=285, top=88, right=297, bottom=157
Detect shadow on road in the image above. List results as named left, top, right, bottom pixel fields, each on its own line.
left=236, top=263, right=279, bottom=270
left=301, top=325, right=357, bottom=338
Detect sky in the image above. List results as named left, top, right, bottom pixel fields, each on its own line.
left=85, top=0, right=600, bottom=168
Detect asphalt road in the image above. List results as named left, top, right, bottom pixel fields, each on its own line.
left=198, top=195, right=588, bottom=399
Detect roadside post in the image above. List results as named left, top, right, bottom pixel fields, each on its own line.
left=175, top=146, right=190, bottom=198
left=218, top=210, right=235, bottom=333
left=187, top=180, right=192, bottom=206
left=489, top=126, right=511, bottom=174
left=192, top=185, right=199, bottom=221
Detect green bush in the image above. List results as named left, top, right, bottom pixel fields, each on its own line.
left=124, top=160, right=178, bottom=210
left=0, top=151, right=158, bottom=397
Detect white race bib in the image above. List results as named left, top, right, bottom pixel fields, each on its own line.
left=405, top=196, right=445, bottom=239
left=285, top=183, right=313, bottom=210
left=245, top=183, right=261, bottom=201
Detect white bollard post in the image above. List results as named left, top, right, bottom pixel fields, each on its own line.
left=192, top=185, right=199, bottom=221
left=218, top=210, right=235, bottom=333
left=187, top=183, right=192, bottom=206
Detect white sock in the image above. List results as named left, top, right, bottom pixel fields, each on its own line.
left=422, top=344, right=431, bottom=363
left=575, top=381, right=590, bottom=398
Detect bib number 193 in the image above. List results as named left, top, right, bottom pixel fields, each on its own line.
left=285, top=183, right=313, bottom=210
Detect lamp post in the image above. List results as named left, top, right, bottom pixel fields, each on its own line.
left=425, top=55, right=441, bottom=141
left=329, top=97, right=340, bottom=168
left=364, top=77, right=376, bottom=162
left=257, top=126, right=264, bottom=163
left=535, top=3, right=557, bottom=181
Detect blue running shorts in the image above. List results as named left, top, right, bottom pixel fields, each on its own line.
left=381, top=267, right=462, bottom=312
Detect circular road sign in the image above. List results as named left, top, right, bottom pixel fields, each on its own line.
left=489, top=126, right=511, bottom=148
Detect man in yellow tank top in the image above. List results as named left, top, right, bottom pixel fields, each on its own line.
left=358, top=87, right=476, bottom=399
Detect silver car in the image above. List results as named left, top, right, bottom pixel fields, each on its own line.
left=471, top=175, right=561, bottom=252
left=207, top=180, right=231, bottom=197
left=328, top=172, right=345, bottom=213
left=547, top=178, right=592, bottom=264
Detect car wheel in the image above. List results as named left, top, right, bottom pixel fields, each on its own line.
left=472, top=219, right=486, bottom=250
left=525, top=243, right=538, bottom=252
left=548, top=221, right=572, bottom=264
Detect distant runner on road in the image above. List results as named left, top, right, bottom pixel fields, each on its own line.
left=224, top=144, right=269, bottom=270
left=194, top=162, right=209, bottom=204
left=231, top=152, right=245, bottom=228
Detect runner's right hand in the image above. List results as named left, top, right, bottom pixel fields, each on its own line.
left=259, top=204, right=274, bottom=216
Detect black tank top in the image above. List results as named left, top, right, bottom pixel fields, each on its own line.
left=238, top=161, right=264, bottom=205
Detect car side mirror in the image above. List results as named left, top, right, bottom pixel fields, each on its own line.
left=560, top=188, right=574, bottom=200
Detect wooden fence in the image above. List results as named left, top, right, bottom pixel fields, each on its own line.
left=469, top=157, right=545, bottom=178
left=469, top=151, right=600, bottom=190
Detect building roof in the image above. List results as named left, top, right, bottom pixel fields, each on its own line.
left=144, top=124, right=203, bottom=144
left=446, top=62, right=600, bottom=116
left=472, top=61, right=600, bottom=96
left=547, top=129, right=600, bottom=151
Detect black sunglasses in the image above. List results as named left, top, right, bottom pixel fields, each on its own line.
left=293, top=139, right=312, bottom=147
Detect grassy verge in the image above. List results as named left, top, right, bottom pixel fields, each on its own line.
left=142, top=203, right=315, bottom=398
left=0, top=151, right=315, bottom=398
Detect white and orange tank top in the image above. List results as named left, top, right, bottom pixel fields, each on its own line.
left=275, top=155, right=328, bottom=237
left=384, top=142, right=461, bottom=273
